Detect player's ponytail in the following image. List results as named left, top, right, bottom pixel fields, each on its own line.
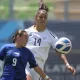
left=38, top=3, right=49, bottom=12
left=38, top=0, right=49, bottom=12
left=35, top=0, right=49, bottom=17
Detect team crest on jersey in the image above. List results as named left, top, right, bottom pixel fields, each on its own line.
left=14, top=52, right=20, bottom=56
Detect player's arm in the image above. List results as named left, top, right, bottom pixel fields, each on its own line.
left=56, top=51, right=76, bottom=75
left=55, top=50, right=70, bottom=65
left=50, top=33, right=76, bottom=75
left=28, top=50, right=51, bottom=80
left=34, top=66, right=51, bottom=80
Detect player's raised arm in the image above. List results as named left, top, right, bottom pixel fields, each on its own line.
left=55, top=37, right=76, bottom=75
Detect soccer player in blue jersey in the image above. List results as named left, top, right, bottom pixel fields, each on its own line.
left=0, top=30, right=51, bottom=80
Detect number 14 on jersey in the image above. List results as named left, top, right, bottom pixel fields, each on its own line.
left=34, top=38, right=41, bottom=46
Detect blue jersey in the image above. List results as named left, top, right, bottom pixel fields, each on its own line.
left=0, top=44, right=38, bottom=80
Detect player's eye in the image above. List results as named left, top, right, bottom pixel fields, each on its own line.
left=39, top=16, right=47, bottom=19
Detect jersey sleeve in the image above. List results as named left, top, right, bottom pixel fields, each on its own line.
left=25, top=28, right=29, bottom=33
left=49, top=31, right=58, bottom=49
left=28, top=50, right=38, bottom=68
left=25, top=29, right=28, bottom=32
left=51, top=36, right=58, bottom=49
left=0, top=45, right=6, bottom=61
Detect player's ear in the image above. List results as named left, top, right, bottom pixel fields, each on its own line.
left=35, top=16, right=37, bottom=22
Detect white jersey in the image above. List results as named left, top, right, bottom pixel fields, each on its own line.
left=25, top=25, right=58, bottom=63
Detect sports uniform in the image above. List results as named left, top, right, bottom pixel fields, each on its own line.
left=25, top=25, right=58, bottom=80
left=0, top=44, right=38, bottom=80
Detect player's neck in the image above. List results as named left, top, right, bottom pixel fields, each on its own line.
left=34, top=25, right=46, bottom=32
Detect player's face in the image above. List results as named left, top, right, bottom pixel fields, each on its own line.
left=35, top=10, right=48, bottom=26
left=19, top=32, right=28, bottom=47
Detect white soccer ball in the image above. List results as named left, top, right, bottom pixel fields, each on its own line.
left=55, top=37, right=72, bottom=54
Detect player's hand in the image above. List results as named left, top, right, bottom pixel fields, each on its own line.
left=66, top=65, right=76, bottom=75
left=47, top=78, right=52, bottom=80
left=44, top=76, right=52, bottom=80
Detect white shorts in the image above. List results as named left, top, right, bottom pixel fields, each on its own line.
left=25, top=59, right=45, bottom=80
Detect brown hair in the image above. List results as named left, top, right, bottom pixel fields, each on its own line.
left=36, top=1, right=49, bottom=16
left=38, top=3, right=49, bottom=12
left=12, top=30, right=26, bottom=43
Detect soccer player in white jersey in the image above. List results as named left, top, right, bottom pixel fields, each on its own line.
left=25, top=0, right=76, bottom=80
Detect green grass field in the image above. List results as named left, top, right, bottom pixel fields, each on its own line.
left=0, top=0, right=55, bottom=20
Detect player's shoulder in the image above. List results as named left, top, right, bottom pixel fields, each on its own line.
left=46, top=28, right=58, bottom=39
left=5, top=43, right=14, bottom=47
left=24, top=47, right=33, bottom=55
left=0, top=44, right=14, bottom=50
left=25, top=25, right=34, bottom=32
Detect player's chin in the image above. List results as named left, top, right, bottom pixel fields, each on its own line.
left=22, top=44, right=26, bottom=47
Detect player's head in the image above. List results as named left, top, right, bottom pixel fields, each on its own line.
left=35, top=3, right=49, bottom=26
left=13, top=30, right=28, bottom=47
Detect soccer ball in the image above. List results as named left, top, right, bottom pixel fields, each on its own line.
left=55, top=37, right=72, bottom=54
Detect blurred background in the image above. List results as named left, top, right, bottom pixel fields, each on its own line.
left=0, top=0, right=80, bottom=80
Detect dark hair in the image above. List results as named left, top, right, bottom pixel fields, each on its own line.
left=12, top=30, right=26, bottom=43
left=38, top=3, right=49, bottom=12
left=36, top=2, right=49, bottom=16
